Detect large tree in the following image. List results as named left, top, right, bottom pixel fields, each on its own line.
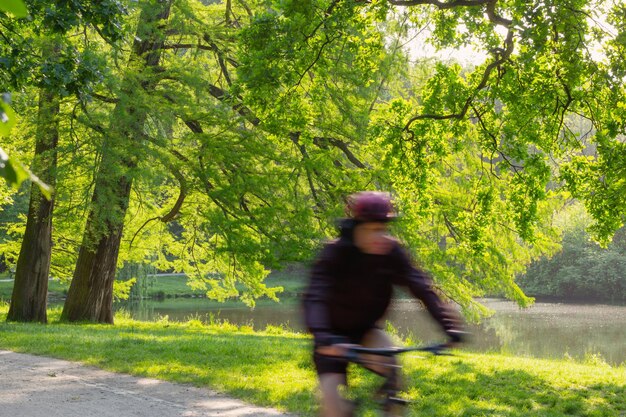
left=62, top=0, right=388, bottom=322
left=62, top=0, right=174, bottom=322
left=7, top=55, right=59, bottom=323
left=235, top=0, right=626, bottom=316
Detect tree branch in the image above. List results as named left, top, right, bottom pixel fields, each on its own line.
left=236, top=0, right=253, bottom=19
left=294, top=33, right=339, bottom=88
left=91, top=93, right=119, bottom=104
left=485, top=0, right=512, bottom=26
left=290, top=132, right=323, bottom=209
left=129, top=140, right=189, bottom=248
left=470, top=103, right=522, bottom=174
left=388, top=0, right=490, bottom=8
left=162, top=43, right=213, bottom=50
left=313, top=137, right=366, bottom=168
left=206, top=83, right=260, bottom=125
left=380, top=0, right=516, bottom=130
left=202, top=33, right=235, bottom=85
left=160, top=167, right=187, bottom=223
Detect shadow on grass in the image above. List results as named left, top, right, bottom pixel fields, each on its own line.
left=386, top=359, right=626, bottom=417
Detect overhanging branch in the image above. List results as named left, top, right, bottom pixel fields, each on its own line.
left=389, top=0, right=489, bottom=8
left=404, top=26, right=514, bottom=131
left=129, top=137, right=189, bottom=248
left=381, top=0, right=516, bottom=130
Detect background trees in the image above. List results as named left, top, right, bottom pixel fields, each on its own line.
left=518, top=205, right=626, bottom=303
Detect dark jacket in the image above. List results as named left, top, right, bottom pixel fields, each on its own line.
left=303, top=221, right=460, bottom=346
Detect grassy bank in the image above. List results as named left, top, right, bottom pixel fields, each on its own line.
left=0, top=270, right=307, bottom=302
left=141, top=271, right=307, bottom=299
left=0, top=278, right=69, bottom=301
left=0, top=305, right=623, bottom=416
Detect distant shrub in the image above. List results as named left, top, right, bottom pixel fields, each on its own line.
left=186, top=319, right=205, bottom=329
left=518, top=224, right=626, bottom=302
left=264, top=324, right=290, bottom=335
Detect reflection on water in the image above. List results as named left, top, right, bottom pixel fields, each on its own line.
left=117, top=298, right=626, bottom=366
left=388, top=299, right=626, bottom=366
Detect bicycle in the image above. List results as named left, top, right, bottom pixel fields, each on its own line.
left=339, top=342, right=453, bottom=417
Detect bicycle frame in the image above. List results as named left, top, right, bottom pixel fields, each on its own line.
left=341, top=343, right=451, bottom=416
left=346, top=342, right=451, bottom=358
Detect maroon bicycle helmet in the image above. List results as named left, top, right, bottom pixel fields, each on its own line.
left=347, top=191, right=396, bottom=222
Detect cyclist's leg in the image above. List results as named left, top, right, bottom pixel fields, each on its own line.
left=360, top=329, right=405, bottom=416
left=319, top=373, right=353, bottom=417
left=360, top=328, right=397, bottom=378
left=314, top=346, right=352, bottom=417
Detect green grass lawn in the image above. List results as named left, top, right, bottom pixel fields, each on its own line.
left=0, top=305, right=623, bottom=417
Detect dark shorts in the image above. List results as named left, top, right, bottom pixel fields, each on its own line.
left=313, top=328, right=373, bottom=375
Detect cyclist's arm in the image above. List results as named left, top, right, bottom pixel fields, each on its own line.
left=303, top=243, right=338, bottom=347
left=392, top=246, right=463, bottom=337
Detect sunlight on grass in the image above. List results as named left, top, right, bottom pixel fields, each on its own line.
left=0, top=304, right=624, bottom=416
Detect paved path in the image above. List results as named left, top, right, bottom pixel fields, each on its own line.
left=0, top=350, right=296, bottom=417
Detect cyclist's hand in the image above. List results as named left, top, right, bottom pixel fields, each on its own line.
left=316, top=343, right=358, bottom=357
left=445, top=330, right=468, bottom=348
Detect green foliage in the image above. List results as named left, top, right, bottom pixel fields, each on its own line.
left=0, top=146, right=28, bottom=187
left=112, top=277, right=136, bottom=302
left=0, top=92, right=52, bottom=197
left=117, top=262, right=157, bottom=300
left=33, top=0, right=127, bottom=42
left=99, top=0, right=376, bottom=305
left=0, top=146, right=53, bottom=199
left=234, top=0, right=626, bottom=314
left=0, top=94, right=16, bottom=135
left=0, top=0, right=27, bottom=17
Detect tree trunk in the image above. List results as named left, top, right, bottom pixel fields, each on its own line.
left=61, top=0, right=172, bottom=323
left=7, top=85, right=59, bottom=323
left=60, top=176, right=131, bottom=322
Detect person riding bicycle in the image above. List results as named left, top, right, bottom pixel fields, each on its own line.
left=303, top=191, right=464, bottom=417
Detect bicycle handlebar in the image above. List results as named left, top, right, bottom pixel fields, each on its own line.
left=345, top=342, right=452, bottom=358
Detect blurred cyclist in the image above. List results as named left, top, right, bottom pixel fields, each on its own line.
left=303, top=191, right=464, bottom=417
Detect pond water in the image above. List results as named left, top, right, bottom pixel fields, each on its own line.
left=116, top=297, right=626, bottom=366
